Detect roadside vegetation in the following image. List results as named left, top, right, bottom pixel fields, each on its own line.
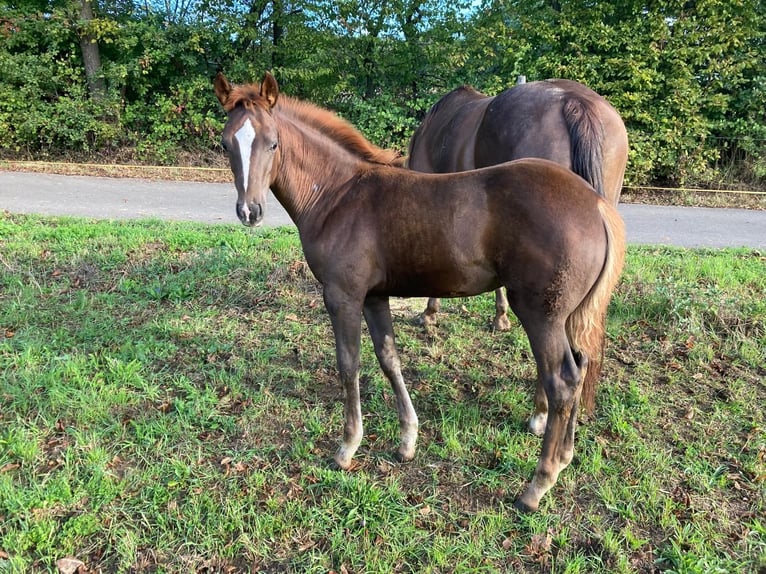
left=1, top=213, right=764, bottom=573
left=2, top=0, right=765, bottom=191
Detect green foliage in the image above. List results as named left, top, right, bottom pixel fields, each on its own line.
left=0, top=0, right=764, bottom=186
left=461, top=0, right=766, bottom=186
left=334, top=91, right=427, bottom=152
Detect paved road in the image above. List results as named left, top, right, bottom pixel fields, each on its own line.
left=1, top=171, right=764, bottom=248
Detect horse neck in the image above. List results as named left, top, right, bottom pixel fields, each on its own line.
left=271, top=112, right=366, bottom=224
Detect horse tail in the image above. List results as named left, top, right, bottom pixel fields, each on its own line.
left=566, top=199, right=626, bottom=415
left=564, top=97, right=606, bottom=199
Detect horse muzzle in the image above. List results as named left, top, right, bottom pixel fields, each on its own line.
left=236, top=201, right=264, bottom=227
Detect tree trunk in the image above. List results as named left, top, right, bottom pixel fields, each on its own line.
left=77, top=0, right=106, bottom=101
left=271, top=0, right=281, bottom=69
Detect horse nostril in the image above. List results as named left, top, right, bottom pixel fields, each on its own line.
left=236, top=202, right=263, bottom=226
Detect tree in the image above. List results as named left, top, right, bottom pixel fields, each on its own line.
left=75, top=0, right=106, bottom=100
left=1, top=0, right=764, bottom=183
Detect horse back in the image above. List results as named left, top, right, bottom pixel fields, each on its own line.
left=408, top=86, right=491, bottom=173
left=475, top=79, right=628, bottom=204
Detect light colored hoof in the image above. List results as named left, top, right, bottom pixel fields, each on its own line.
left=395, top=443, right=416, bottom=463
left=493, top=314, right=512, bottom=331
left=396, top=426, right=418, bottom=462
left=419, top=312, right=437, bottom=329
left=334, top=448, right=355, bottom=470
left=528, top=413, right=547, bottom=437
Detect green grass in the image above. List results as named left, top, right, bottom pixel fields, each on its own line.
left=1, top=213, right=764, bottom=573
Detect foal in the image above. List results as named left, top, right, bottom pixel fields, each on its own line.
left=215, top=73, right=626, bottom=512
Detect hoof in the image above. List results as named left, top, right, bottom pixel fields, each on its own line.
left=393, top=449, right=414, bottom=464
left=513, top=497, right=538, bottom=514
left=418, top=311, right=437, bottom=329
left=333, top=449, right=355, bottom=471
left=493, top=315, right=511, bottom=331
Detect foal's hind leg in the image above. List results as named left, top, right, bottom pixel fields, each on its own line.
left=528, top=351, right=589, bottom=438
left=528, top=384, right=548, bottom=437
left=558, top=352, right=588, bottom=470
left=364, top=296, right=419, bottom=462
left=514, top=326, right=585, bottom=513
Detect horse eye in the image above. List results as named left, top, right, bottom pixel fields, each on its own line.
left=269, top=141, right=278, bottom=152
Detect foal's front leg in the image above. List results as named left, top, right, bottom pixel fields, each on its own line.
left=324, top=288, right=364, bottom=470
left=363, top=296, right=419, bottom=462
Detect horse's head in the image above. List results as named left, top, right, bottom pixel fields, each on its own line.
left=214, top=72, right=280, bottom=227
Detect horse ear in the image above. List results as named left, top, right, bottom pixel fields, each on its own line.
left=214, top=73, right=232, bottom=107
left=261, top=72, right=279, bottom=108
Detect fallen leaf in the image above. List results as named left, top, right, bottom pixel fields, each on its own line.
left=56, top=557, right=85, bottom=574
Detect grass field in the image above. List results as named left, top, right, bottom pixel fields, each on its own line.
left=1, top=213, right=764, bottom=573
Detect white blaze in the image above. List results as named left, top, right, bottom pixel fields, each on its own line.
left=235, top=121, right=256, bottom=192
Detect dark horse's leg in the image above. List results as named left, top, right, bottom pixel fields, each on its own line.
left=493, top=288, right=511, bottom=331
left=422, top=289, right=511, bottom=331
left=514, top=320, right=585, bottom=513
left=420, top=297, right=441, bottom=329
left=323, top=285, right=364, bottom=469
left=364, top=296, right=419, bottom=462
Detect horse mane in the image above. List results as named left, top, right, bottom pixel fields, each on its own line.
left=225, top=81, right=401, bottom=166
left=278, top=95, right=401, bottom=165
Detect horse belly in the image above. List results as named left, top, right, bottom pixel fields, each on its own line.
left=373, top=245, right=500, bottom=298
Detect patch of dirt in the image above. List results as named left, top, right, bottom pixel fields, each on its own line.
left=1, top=158, right=231, bottom=184
left=621, top=185, right=766, bottom=210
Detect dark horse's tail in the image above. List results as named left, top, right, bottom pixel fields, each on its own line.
left=566, top=200, right=626, bottom=414
left=564, top=97, right=606, bottom=199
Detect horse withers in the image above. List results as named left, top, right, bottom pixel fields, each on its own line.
left=408, top=80, right=629, bottom=332
left=214, top=72, right=626, bottom=512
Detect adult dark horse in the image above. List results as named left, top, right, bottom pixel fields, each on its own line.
left=214, top=72, right=625, bottom=512
left=408, top=80, right=629, bottom=333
